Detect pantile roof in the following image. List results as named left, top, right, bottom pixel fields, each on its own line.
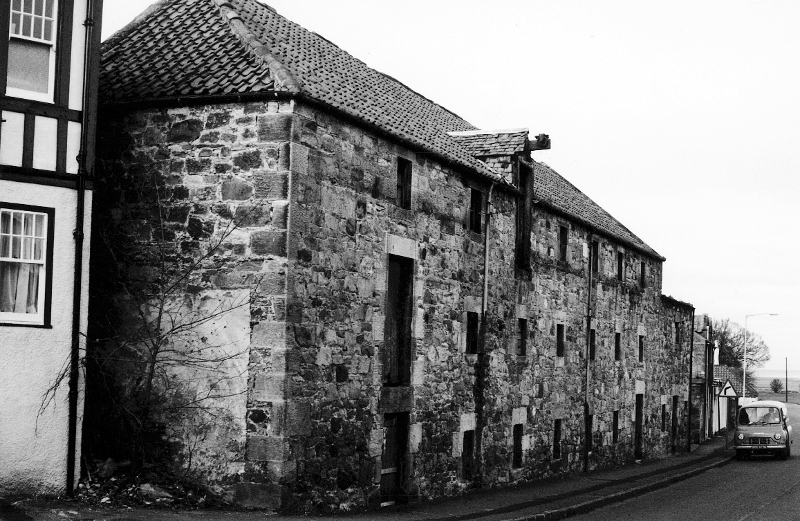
left=715, top=365, right=758, bottom=398
left=448, top=129, right=529, bottom=157
left=100, top=0, right=502, bottom=181
left=533, top=161, right=663, bottom=259
left=100, top=0, right=662, bottom=259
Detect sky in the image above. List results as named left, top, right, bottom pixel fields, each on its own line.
left=100, top=1, right=800, bottom=375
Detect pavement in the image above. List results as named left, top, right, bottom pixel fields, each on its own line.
left=1, top=435, right=734, bottom=521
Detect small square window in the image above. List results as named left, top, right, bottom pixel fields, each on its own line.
left=612, top=411, right=619, bottom=443
left=469, top=188, right=483, bottom=233
left=559, top=225, right=568, bottom=262
left=396, top=157, right=412, bottom=209
left=516, top=318, right=527, bottom=356
left=556, top=323, right=565, bottom=357
left=589, top=329, right=596, bottom=360
left=466, top=311, right=479, bottom=354
left=0, top=205, right=52, bottom=325
left=638, top=335, right=644, bottom=363
left=512, top=424, right=523, bottom=468
left=614, top=332, right=621, bottom=361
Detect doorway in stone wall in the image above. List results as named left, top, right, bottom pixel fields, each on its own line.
left=635, top=394, right=644, bottom=459
left=381, top=412, right=409, bottom=507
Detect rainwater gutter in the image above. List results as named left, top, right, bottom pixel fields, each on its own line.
left=67, top=0, right=101, bottom=495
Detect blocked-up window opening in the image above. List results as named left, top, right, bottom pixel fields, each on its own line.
left=559, top=225, right=568, bottom=262
left=614, top=332, right=621, bottom=360
left=381, top=413, right=409, bottom=506
left=589, top=329, right=596, bottom=360
left=553, top=419, right=562, bottom=459
left=396, top=157, right=412, bottom=209
left=556, top=323, right=565, bottom=357
left=512, top=424, right=523, bottom=468
left=516, top=318, right=527, bottom=356
left=617, top=252, right=624, bottom=281
left=466, top=311, right=479, bottom=354
left=469, top=188, right=483, bottom=233
left=384, top=255, right=413, bottom=385
left=638, top=335, right=644, bottom=362
left=591, top=240, right=599, bottom=274
left=612, top=411, right=619, bottom=443
left=462, top=430, right=475, bottom=480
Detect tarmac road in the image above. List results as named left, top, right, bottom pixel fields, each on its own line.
left=571, top=402, right=800, bottom=521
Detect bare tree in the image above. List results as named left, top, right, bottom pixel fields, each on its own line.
left=44, top=170, right=263, bottom=476
left=713, top=318, right=771, bottom=370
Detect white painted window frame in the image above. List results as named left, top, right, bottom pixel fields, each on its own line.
left=6, top=0, right=58, bottom=103
left=0, top=208, right=48, bottom=325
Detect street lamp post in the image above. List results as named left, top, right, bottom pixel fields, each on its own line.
left=743, top=313, right=778, bottom=400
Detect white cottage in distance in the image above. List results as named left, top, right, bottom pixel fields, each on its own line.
left=0, top=0, right=103, bottom=495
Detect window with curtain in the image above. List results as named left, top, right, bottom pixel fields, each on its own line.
left=0, top=208, right=47, bottom=323
left=7, top=0, right=57, bottom=101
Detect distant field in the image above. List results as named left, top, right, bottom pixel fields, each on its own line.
left=753, top=376, right=800, bottom=394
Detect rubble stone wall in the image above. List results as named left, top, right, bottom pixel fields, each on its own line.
left=96, top=98, right=693, bottom=512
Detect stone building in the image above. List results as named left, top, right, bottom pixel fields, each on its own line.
left=92, top=0, right=695, bottom=511
left=0, top=0, right=103, bottom=495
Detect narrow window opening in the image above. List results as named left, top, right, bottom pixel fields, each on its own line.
left=558, top=225, right=568, bottom=262
left=617, top=251, right=624, bottom=281
left=639, top=261, right=646, bottom=287
left=586, top=414, right=594, bottom=452
left=612, top=411, right=619, bottom=444
left=466, top=311, right=479, bottom=354
left=591, top=240, right=599, bottom=274
left=589, top=328, right=596, bottom=360
left=469, top=188, right=483, bottom=233
left=516, top=318, right=527, bottom=356
left=462, top=430, right=475, bottom=480
left=638, top=335, right=644, bottom=363
left=384, top=255, right=413, bottom=386
left=396, top=157, right=412, bottom=209
left=614, top=332, right=621, bottom=361
left=556, top=323, right=565, bottom=357
left=675, top=322, right=681, bottom=345
left=553, top=419, right=562, bottom=459
left=661, top=404, right=667, bottom=432
left=512, top=424, right=523, bottom=468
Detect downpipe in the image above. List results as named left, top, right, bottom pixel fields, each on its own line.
left=67, top=0, right=101, bottom=495
left=474, top=182, right=495, bottom=486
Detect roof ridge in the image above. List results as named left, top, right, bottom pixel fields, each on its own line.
left=448, top=128, right=529, bottom=136
left=210, top=0, right=301, bottom=93
left=102, top=0, right=173, bottom=49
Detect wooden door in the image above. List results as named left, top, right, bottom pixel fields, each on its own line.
left=380, top=413, right=409, bottom=506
